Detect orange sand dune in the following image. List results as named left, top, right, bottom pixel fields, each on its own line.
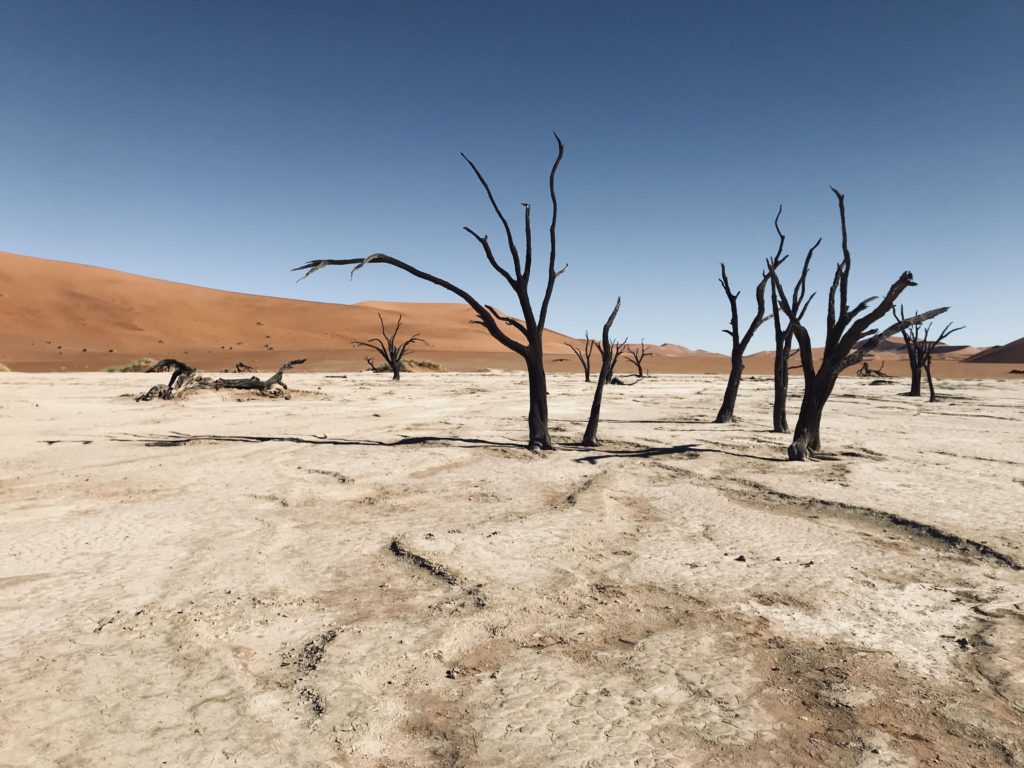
left=0, top=251, right=585, bottom=372
left=0, top=251, right=1016, bottom=378
left=967, top=336, right=1024, bottom=364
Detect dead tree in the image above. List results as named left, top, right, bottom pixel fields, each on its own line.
left=856, top=360, right=890, bottom=378
left=767, top=208, right=821, bottom=433
left=294, top=136, right=567, bottom=450
left=583, top=298, right=621, bottom=446
left=137, top=359, right=197, bottom=401
left=892, top=305, right=924, bottom=396
left=625, top=339, right=651, bottom=377
left=354, top=313, right=424, bottom=381
left=566, top=334, right=596, bottom=382
left=213, top=359, right=306, bottom=392
left=920, top=321, right=964, bottom=402
left=768, top=187, right=948, bottom=460
left=603, top=338, right=627, bottom=384
left=714, top=264, right=772, bottom=423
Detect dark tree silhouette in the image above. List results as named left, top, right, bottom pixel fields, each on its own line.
left=583, top=298, right=621, bottom=447
left=354, top=313, right=424, bottom=381
left=603, top=337, right=627, bottom=384
left=766, top=209, right=821, bottom=433
left=625, top=339, right=651, bottom=378
left=214, top=359, right=306, bottom=391
left=566, top=334, right=596, bottom=382
left=892, top=305, right=924, bottom=396
left=768, top=188, right=948, bottom=460
left=918, top=320, right=964, bottom=402
left=293, top=136, right=567, bottom=450
left=714, top=264, right=773, bottom=423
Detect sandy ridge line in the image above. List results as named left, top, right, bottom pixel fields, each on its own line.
left=388, top=538, right=487, bottom=608
left=717, top=476, right=1021, bottom=570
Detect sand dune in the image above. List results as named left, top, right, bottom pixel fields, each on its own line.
left=1, top=251, right=1016, bottom=378
left=967, top=336, right=1024, bottom=364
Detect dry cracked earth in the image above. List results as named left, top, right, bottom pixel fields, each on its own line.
left=1, top=371, right=1022, bottom=767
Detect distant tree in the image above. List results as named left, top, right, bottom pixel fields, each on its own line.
left=766, top=208, right=821, bottom=433
left=354, top=313, right=424, bottom=381
left=603, top=337, right=627, bottom=384
left=566, top=334, right=596, bottom=382
left=892, top=305, right=924, bottom=396
left=767, top=188, right=947, bottom=460
left=919, top=320, right=964, bottom=402
left=294, top=136, right=568, bottom=450
left=583, top=298, right=621, bottom=447
left=625, top=339, right=651, bottom=377
left=714, top=263, right=772, bottom=423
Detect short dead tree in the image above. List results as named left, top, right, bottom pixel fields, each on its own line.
left=137, top=359, right=198, bottom=401
left=294, top=136, right=568, bottom=450
left=768, top=188, right=948, bottom=460
left=625, top=339, right=651, bottom=378
left=766, top=208, right=821, bottom=433
left=714, top=263, right=772, bottom=423
left=856, top=360, right=891, bottom=378
left=582, top=297, right=621, bottom=447
left=354, top=313, right=424, bottom=381
left=604, top=337, right=627, bottom=384
left=892, top=305, right=924, bottom=395
left=566, top=334, right=596, bottom=382
left=919, top=320, right=964, bottom=402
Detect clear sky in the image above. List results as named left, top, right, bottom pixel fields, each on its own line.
left=1, top=1, right=1021, bottom=352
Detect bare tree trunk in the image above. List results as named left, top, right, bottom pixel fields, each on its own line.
left=772, top=334, right=791, bottom=432
left=583, top=298, right=621, bottom=447
left=909, top=363, right=922, bottom=397
left=526, top=351, right=551, bottom=449
left=925, top=363, right=936, bottom=402
left=715, top=353, right=744, bottom=423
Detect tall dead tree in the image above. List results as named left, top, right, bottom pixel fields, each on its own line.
left=625, top=339, right=651, bottom=377
left=566, top=334, right=596, bottom=382
left=583, top=298, right=621, bottom=447
left=919, top=320, right=964, bottom=402
left=354, top=313, right=424, bottom=381
left=294, top=136, right=567, bottom=449
left=892, top=305, right=924, bottom=396
left=768, top=187, right=948, bottom=460
left=714, top=264, right=772, bottom=423
left=767, top=208, right=821, bottom=433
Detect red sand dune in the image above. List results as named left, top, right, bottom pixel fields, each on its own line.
left=966, top=337, right=1024, bottom=364
left=0, top=251, right=1014, bottom=378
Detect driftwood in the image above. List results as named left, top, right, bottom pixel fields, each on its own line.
left=213, top=359, right=306, bottom=391
left=137, top=359, right=305, bottom=401
left=856, top=360, right=891, bottom=378
left=294, top=136, right=567, bottom=450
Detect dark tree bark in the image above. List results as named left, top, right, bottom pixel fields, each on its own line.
left=137, top=359, right=197, bottom=401
left=214, top=359, right=306, bottom=391
left=583, top=298, right=621, bottom=447
left=714, top=263, right=773, bottom=423
left=625, top=339, right=651, bottom=378
left=892, top=305, right=925, bottom=396
left=566, top=334, right=596, bottom=382
left=354, top=313, right=424, bottom=381
left=919, top=321, right=964, bottom=402
left=293, top=136, right=568, bottom=450
left=768, top=188, right=948, bottom=460
left=604, top=338, right=627, bottom=384
left=767, top=207, right=821, bottom=433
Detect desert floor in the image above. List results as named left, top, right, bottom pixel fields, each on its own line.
left=2, top=371, right=1023, bottom=767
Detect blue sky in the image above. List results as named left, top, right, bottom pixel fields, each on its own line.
left=1, top=1, right=1021, bottom=351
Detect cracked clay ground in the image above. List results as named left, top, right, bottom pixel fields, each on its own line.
left=1, top=371, right=1022, bottom=767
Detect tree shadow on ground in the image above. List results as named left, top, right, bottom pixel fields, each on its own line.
left=112, top=432, right=523, bottom=450
left=570, top=443, right=788, bottom=464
